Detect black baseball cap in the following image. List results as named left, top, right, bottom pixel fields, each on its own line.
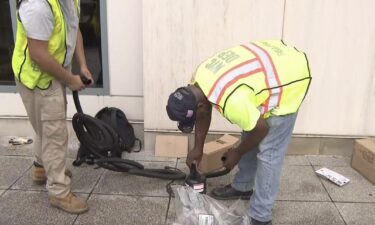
left=166, top=86, right=197, bottom=133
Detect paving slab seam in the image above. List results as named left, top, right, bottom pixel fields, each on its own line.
left=9, top=187, right=48, bottom=192
left=317, top=165, right=350, bottom=168
left=306, top=155, right=351, bottom=167
left=90, top=192, right=172, bottom=198
left=307, top=162, right=334, bottom=201
left=306, top=155, right=319, bottom=166
left=285, top=164, right=317, bottom=167
left=164, top=158, right=179, bottom=225
left=308, top=162, right=350, bottom=225
left=86, top=169, right=106, bottom=198
left=4, top=189, right=48, bottom=194
left=83, top=193, right=171, bottom=203
left=332, top=201, right=349, bottom=225
left=70, top=169, right=106, bottom=225
left=70, top=215, right=80, bottom=225
left=332, top=201, right=375, bottom=204
left=7, top=188, right=96, bottom=197
left=0, top=189, right=6, bottom=198
left=5, top=163, right=33, bottom=191
left=275, top=199, right=340, bottom=203
left=0, top=154, right=33, bottom=159
left=0, top=153, right=32, bottom=158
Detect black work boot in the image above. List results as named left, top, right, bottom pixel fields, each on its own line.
left=210, top=184, right=253, bottom=200
left=251, top=218, right=272, bottom=225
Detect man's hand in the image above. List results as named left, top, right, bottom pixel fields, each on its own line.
left=186, top=147, right=203, bottom=168
left=67, top=75, right=86, bottom=91
left=80, top=67, right=94, bottom=86
left=223, top=148, right=241, bottom=170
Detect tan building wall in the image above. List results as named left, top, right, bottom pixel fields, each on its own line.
left=143, top=0, right=375, bottom=136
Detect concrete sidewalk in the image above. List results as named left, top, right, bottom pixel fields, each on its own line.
left=0, top=136, right=374, bottom=225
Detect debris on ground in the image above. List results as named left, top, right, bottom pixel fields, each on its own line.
left=8, top=137, right=33, bottom=145
left=315, top=167, right=350, bottom=186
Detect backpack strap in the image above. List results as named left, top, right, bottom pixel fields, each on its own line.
left=110, top=108, right=118, bottom=133
left=132, top=138, right=142, bottom=152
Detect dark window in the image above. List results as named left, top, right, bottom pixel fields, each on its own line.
left=0, top=0, right=104, bottom=88
left=0, top=0, right=15, bottom=85
left=73, top=0, right=103, bottom=88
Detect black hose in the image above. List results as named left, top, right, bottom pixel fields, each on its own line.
left=72, top=113, right=120, bottom=158
left=73, top=91, right=83, bottom=114
left=96, top=157, right=186, bottom=180
left=71, top=79, right=186, bottom=180
left=205, top=167, right=231, bottom=178
left=74, top=75, right=91, bottom=114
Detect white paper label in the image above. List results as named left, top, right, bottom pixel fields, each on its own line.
left=198, top=214, right=214, bottom=225
left=315, top=167, right=350, bottom=186
left=193, top=183, right=205, bottom=193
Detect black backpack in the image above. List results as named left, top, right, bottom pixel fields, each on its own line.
left=95, top=107, right=141, bottom=153
left=72, top=107, right=141, bottom=166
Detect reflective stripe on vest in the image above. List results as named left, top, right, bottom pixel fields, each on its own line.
left=207, top=43, right=283, bottom=114
left=244, top=43, right=283, bottom=114
left=207, top=58, right=262, bottom=110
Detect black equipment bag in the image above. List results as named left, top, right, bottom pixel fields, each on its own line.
left=95, top=107, right=141, bottom=153
left=73, top=106, right=141, bottom=166
left=71, top=81, right=186, bottom=180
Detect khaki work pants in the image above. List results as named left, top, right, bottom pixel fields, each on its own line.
left=16, top=79, right=70, bottom=197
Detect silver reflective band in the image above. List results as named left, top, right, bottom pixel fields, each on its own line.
left=247, top=43, right=282, bottom=113
left=208, top=60, right=261, bottom=103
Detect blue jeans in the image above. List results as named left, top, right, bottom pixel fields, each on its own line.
left=232, top=113, right=297, bottom=222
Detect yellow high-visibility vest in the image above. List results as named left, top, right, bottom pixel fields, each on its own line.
left=193, top=40, right=311, bottom=130
left=12, top=0, right=80, bottom=90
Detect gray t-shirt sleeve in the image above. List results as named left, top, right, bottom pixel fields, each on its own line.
left=19, top=0, right=54, bottom=41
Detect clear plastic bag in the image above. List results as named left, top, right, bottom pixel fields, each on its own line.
left=172, top=186, right=250, bottom=225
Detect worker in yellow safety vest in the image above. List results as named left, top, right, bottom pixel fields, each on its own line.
left=166, top=40, right=311, bottom=225
left=12, top=0, right=93, bottom=214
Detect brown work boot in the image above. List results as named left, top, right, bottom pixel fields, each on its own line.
left=32, top=162, right=72, bottom=184
left=49, top=192, right=89, bottom=214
